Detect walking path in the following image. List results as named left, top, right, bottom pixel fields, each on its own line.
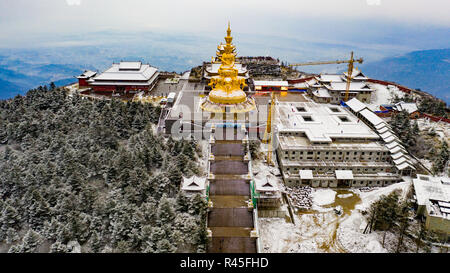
left=206, top=126, right=259, bottom=253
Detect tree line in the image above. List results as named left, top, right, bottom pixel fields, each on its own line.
left=0, top=85, right=207, bottom=253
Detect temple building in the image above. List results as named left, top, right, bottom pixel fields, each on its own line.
left=308, top=68, right=374, bottom=104
left=86, top=61, right=159, bottom=94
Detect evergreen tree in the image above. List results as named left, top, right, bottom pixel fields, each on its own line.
left=50, top=241, right=69, bottom=253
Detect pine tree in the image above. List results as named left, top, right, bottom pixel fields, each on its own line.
left=50, top=241, right=69, bottom=253
left=19, top=229, right=42, bottom=253
left=155, top=239, right=176, bottom=253
left=157, top=195, right=175, bottom=225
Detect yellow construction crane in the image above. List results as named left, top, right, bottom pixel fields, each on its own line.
left=262, top=91, right=276, bottom=165
left=289, top=51, right=363, bottom=102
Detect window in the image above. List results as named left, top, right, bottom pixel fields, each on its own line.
left=303, top=116, right=314, bottom=122
left=330, top=107, right=340, bottom=113
left=297, top=107, right=306, bottom=112
left=338, top=116, right=350, bottom=122
left=307, top=151, right=313, bottom=155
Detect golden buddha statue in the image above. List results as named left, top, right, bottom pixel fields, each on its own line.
left=200, top=23, right=256, bottom=113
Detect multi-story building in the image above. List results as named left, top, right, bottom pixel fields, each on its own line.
left=274, top=101, right=402, bottom=187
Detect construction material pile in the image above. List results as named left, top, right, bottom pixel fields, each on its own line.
left=285, top=186, right=313, bottom=210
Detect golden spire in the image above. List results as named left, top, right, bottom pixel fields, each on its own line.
left=200, top=23, right=256, bottom=113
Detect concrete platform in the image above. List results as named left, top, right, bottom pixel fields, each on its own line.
left=210, top=161, right=248, bottom=175
left=208, top=237, right=257, bottom=253
left=208, top=208, right=254, bottom=227
left=210, top=195, right=250, bottom=208
left=210, top=180, right=250, bottom=196
left=211, top=143, right=245, bottom=156
left=209, top=227, right=253, bottom=237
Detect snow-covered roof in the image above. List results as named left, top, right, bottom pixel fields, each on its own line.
left=376, top=126, right=391, bottom=135
left=359, top=109, right=384, bottom=126
left=275, top=102, right=380, bottom=144
left=375, top=122, right=388, bottom=130
left=335, top=170, right=354, bottom=180
left=316, top=74, right=344, bottom=83
left=255, top=175, right=278, bottom=192
left=390, top=145, right=406, bottom=154
left=380, top=131, right=393, bottom=140
left=393, top=157, right=410, bottom=166
left=312, top=88, right=331, bottom=98
left=393, top=102, right=419, bottom=114
left=346, top=98, right=368, bottom=113
left=396, top=161, right=415, bottom=171
left=391, top=151, right=407, bottom=160
left=299, top=170, right=314, bottom=180
left=383, top=135, right=398, bottom=144
left=181, top=176, right=206, bottom=192
left=91, top=62, right=158, bottom=82
left=386, top=141, right=402, bottom=150
left=119, top=61, right=142, bottom=70
left=77, top=70, right=97, bottom=79
left=413, top=175, right=450, bottom=206
left=343, top=68, right=368, bottom=80
left=326, top=82, right=374, bottom=92
left=253, top=80, right=289, bottom=87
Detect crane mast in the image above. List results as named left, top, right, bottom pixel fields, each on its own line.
left=289, top=51, right=363, bottom=102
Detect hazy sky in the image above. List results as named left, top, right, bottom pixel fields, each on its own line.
left=1, top=0, right=449, bottom=42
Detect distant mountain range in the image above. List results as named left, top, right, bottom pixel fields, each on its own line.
left=362, top=48, right=450, bottom=104
left=0, top=59, right=84, bottom=99
left=0, top=41, right=448, bottom=104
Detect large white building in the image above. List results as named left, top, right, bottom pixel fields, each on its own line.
left=274, top=101, right=403, bottom=187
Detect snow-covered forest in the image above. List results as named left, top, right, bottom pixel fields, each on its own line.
left=0, top=86, right=208, bottom=253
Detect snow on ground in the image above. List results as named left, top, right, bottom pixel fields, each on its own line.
left=337, top=193, right=353, bottom=199
left=311, top=189, right=336, bottom=206
left=198, top=140, right=210, bottom=175
left=417, top=118, right=450, bottom=143
left=368, top=83, right=408, bottom=110
left=259, top=178, right=414, bottom=253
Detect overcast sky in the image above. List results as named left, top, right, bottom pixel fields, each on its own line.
left=0, top=0, right=449, bottom=42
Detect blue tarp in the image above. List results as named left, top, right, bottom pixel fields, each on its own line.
left=216, top=123, right=242, bottom=128
left=289, top=89, right=307, bottom=92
